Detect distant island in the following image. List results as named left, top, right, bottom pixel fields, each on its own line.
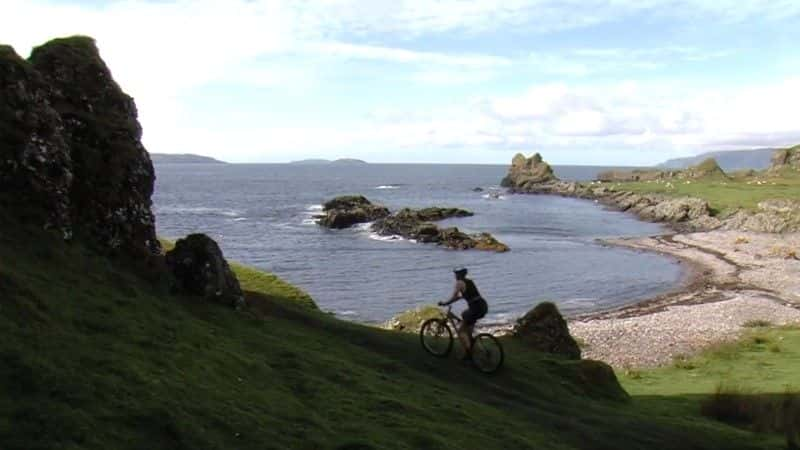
left=658, top=148, right=775, bottom=171
left=151, top=153, right=228, bottom=164
left=289, top=158, right=368, bottom=165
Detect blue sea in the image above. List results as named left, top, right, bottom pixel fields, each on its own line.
left=152, top=163, right=682, bottom=325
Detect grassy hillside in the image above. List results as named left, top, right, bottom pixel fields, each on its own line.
left=0, top=218, right=785, bottom=449
left=609, top=171, right=800, bottom=215
left=621, top=325, right=800, bottom=443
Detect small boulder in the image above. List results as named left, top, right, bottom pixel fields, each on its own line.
left=513, top=302, right=581, bottom=359
left=165, top=234, right=245, bottom=308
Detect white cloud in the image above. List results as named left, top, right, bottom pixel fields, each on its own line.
left=3, top=0, right=799, bottom=164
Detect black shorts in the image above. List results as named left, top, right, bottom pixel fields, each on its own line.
left=462, top=298, right=488, bottom=326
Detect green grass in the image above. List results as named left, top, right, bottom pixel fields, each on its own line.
left=609, top=171, right=800, bottom=215
left=622, top=327, right=800, bottom=397
left=622, top=327, right=800, bottom=446
left=0, top=218, right=785, bottom=449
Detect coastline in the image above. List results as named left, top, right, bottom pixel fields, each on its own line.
left=569, top=229, right=800, bottom=368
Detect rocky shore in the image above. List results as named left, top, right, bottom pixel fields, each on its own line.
left=502, top=152, right=800, bottom=233
left=499, top=151, right=800, bottom=367
left=317, top=195, right=509, bottom=252
left=570, top=231, right=800, bottom=367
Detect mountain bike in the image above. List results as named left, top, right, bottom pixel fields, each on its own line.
left=419, top=305, right=504, bottom=373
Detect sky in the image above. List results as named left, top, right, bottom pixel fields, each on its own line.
left=4, top=0, right=800, bottom=165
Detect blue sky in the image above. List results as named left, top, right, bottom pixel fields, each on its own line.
left=5, top=0, right=800, bottom=164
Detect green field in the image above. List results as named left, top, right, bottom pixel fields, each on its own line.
left=0, top=217, right=790, bottom=449
left=622, top=325, right=800, bottom=442
left=608, top=170, right=800, bottom=216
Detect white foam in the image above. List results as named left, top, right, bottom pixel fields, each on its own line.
left=232, top=217, right=248, bottom=222
left=306, top=204, right=323, bottom=211
left=157, top=206, right=243, bottom=217
left=482, top=193, right=506, bottom=200
left=375, top=185, right=400, bottom=190
left=301, top=218, right=318, bottom=226
left=354, top=222, right=374, bottom=232
left=368, top=233, right=405, bottom=242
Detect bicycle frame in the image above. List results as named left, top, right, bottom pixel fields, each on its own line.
left=444, top=306, right=472, bottom=344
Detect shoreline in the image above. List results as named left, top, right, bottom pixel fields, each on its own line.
left=569, top=229, right=800, bottom=368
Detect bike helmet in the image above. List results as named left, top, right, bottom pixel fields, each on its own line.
left=453, top=267, right=468, bottom=278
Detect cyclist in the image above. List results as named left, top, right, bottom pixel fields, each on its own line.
left=438, top=267, right=488, bottom=357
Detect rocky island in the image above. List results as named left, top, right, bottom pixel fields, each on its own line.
left=150, top=153, right=227, bottom=164
left=317, top=195, right=509, bottom=252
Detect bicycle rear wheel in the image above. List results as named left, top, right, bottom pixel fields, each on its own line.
left=420, top=319, right=453, bottom=357
left=471, top=333, right=504, bottom=373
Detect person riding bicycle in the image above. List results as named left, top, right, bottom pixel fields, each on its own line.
left=438, top=267, right=488, bottom=357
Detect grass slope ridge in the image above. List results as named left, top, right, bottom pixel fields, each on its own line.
left=0, top=219, right=781, bottom=449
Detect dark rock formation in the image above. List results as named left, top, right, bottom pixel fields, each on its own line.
left=29, top=36, right=159, bottom=257
left=0, top=36, right=159, bottom=258
left=371, top=208, right=509, bottom=252
left=318, top=195, right=390, bottom=229
left=501, top=152, right=557, bottom=190
left=0, top=45, right=72, bottom=235
left=165, top=234, right=245, bottom=308
left=513, top=302, right=581, bottom=359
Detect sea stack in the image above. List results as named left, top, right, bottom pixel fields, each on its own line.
left=500, top=152, right=559, bottom=192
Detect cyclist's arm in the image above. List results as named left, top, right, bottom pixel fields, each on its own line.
left=441, top=280, right=466, bottom=305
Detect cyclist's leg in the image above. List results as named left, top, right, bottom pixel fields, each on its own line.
left=460, top=309, right=478, bottom=354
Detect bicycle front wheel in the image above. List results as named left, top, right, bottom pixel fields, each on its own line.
left=420, top=318, right=453, bottom=357
left=471, top=333, right=504, bottom=373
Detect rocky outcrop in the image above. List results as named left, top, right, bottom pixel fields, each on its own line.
left=371, top=208, right=509, bottom=252
left=679, top=158, right=728, bottom=179
left=30, top=37, right=159, bottom=257
left=770, top=145, right=800, bottom=171
left=318, top=196, right=509, bottom=251
left=0, top=44, right=73, bottom=236
left=721, top=200, right=800, bottom=233
left=382, top=305, right=445, bottom=332
left=513, top=302, right=581, bottom=360
left=370, top=207, right=471, bottom=237
left=501, top=153, right=557, bottom=190
left=318, top=195, right=390, bottom=229
left=597, top=158, right=727, bottom=183
left=165, top=234, right=245, bottom=308
left=0, top=36, right=159, bottom=258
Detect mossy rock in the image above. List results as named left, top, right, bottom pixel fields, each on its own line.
left=382, top=305, right=444, bottom=332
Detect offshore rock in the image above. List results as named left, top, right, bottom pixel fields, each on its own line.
left=371, top=209, right=509, bottom=252
left=500, top=152, right=557, bottom=190
left=0, top=45, right=73, bottom=235
left=318, top=195, right=390, bottom=229
left=513, top=302, right=581, bottom=360
left=29, top=36, right=159, bottom=257
left=165, top=234, right=245, bottom=308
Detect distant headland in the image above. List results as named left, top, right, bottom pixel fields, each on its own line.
left=151, top=153, right=227, bottom=164
left=289, top=158, right=368, bottom=165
